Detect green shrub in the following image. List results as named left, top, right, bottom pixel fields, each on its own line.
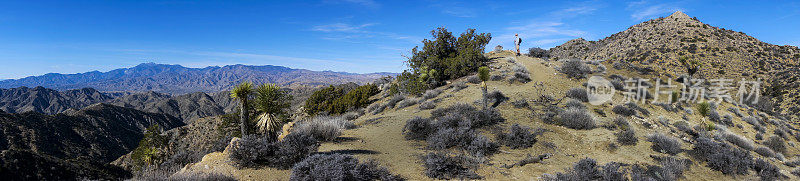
left=407, top=27, right=492, bottom=82
left=131, top=125, right=169, bottom=170
left=305, top=84, right=379, bottom=115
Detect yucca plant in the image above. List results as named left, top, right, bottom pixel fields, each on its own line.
left=478, top=66, right=490, bottom=109
left=254, top=83, right=292, bottom=141
left=230, top=82, right=253, bottom=136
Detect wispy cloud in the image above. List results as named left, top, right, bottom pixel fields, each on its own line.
left=494, top=1, right=600, bottom=48
left=442, top=6, right=476, bottom=18
left=341, top=0, right=379, bottom=8
left=323, top=0, right=380, bottom=8
left=628, top=1, right=684, bottom=20
left=311, top=22, right=419, bottom=44
left=311, top=23, right=377, bottom=33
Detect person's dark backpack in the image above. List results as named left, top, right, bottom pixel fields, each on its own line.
left=518, top=38, right=522, bottom=44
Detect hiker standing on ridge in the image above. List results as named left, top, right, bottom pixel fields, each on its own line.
left=514, top=34, right=522, bottom=56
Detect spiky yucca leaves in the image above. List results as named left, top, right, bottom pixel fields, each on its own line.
left=254, top=83, right=292, bottom=140
left=256, top=113, right=282, bottom=141
left=697, top=101, right=710, bottom=117
left=255, top=83, right=292, bottom=117
left=230, top=82, right=253, bottom=136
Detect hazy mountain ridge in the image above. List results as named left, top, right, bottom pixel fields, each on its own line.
left=0, top=86, right=114, bottom=114
left=0, top=63, right=395, bottom=94
left=549, top=11, right=800, bottom=115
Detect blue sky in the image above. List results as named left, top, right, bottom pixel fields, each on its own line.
left=0, top=0, right=798, bottom=79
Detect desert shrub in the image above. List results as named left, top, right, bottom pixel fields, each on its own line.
left=453, top=81, right=468, bottom=91
left=490, top=74, right=505, bottom=81
left=727, top=107, right=743, bottom=117
left=484, top=90, right=508, bottom=107
left=595, top=64, right=607, bottom=73
left=386, top=94, right=406, bottom=108
left=229, top=133, right=319, bottom=169
left=403, top=117, right=433, bottom=140
left=785, top=157, right=800, bottom=167
left=625, top=102, right=649, bottom=116
left=691, top=137, right=753, bottom=175
left=290, top=154, right=401, bottom=181
left=647, top=133, right=682, bottom=155
left=540, top=105, right=563, bottom=125
left=167, top=172, right=237, bottom=181
left=674, top=121, right=696, bottom=136
left=610, top=79, right=624, bottom=91
left=509, top=72, right=532, bottom=83
left=616, top=128, right=638, bottom=146
left=427, top=128, right=474, bottom=150
left=560, top=59, right=591, bottom=79
left=654, top=102, right=677, bottom=112
left=546, top=158, right=628, bottom=181
left=496, top=124, right=537, bottom=149
left=464, top=135, right=499, bottom=157
left=305, top=84, right=379, bottom=115
left=558, top=107, right=596, bottom=130
left=467, top=75, right=481, bottom=84
left=430, top=103, right=505, bottom=129
left=419, top=100, right=436, bottom=110
left=774, top=129, right=788, bottom=140
left=753, top=158, right=783, bottom=181
left=657, top=156, right=692, bottom=181
left=565, top=88, right=588, bottom=102
left=293, top=116, right=352, bottom=142
left=366, top=102, right=387, bottom=115
left=422, top=152, right=480, bottom=179
left=708, top=110, right=721, bottom=122
left=756, top=133, right=764, bottom=140
left=396, top=97, right=421, bottom=109
left=564, top=99, right=586, bottom=110
left=764, top=136, right=786, bottom=154
left=527, top=47, right=549, bottom=58
left=612, top=104, right=635, bottom=117
left=511, top=99, right=529, bottom=108
left=422, top=89, right=442, bottom=100
left=723, top=132, right=754, bottom=151
left=755, top=146, right=777, bottom=158
left=342, top=111, right=361, bottom=121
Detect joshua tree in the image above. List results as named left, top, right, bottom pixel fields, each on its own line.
left=478, top=66, right=490, bottom=109
left=230, top=81, right=253, bottom=136
left=696, top=101, right=712, bottom=130
left=254, top=83, right=292, bottom=141
left=678, top=56, right=700, bottom=78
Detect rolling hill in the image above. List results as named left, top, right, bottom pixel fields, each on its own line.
left=549, top=11, right=800, bottom=116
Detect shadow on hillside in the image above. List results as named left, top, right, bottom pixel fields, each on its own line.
left=335, top=136, right=360, bottom=142
left=317, top=149, right=381, bottom=155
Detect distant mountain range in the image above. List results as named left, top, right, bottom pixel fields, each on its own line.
left=0, top=63, right=395, bottom=94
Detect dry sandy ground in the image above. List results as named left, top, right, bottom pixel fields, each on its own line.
left=182, top=51, right=799, bottom=180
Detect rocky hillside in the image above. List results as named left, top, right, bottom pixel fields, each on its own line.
left=107, top=91, right=235, bottom=124
left=0, top=103, right=184, bottom=179
left=549, top=11, right=800, bottom=116
left=0, top=86, right=114, bottom=114
left=0, top=63, right=394, bottom=94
